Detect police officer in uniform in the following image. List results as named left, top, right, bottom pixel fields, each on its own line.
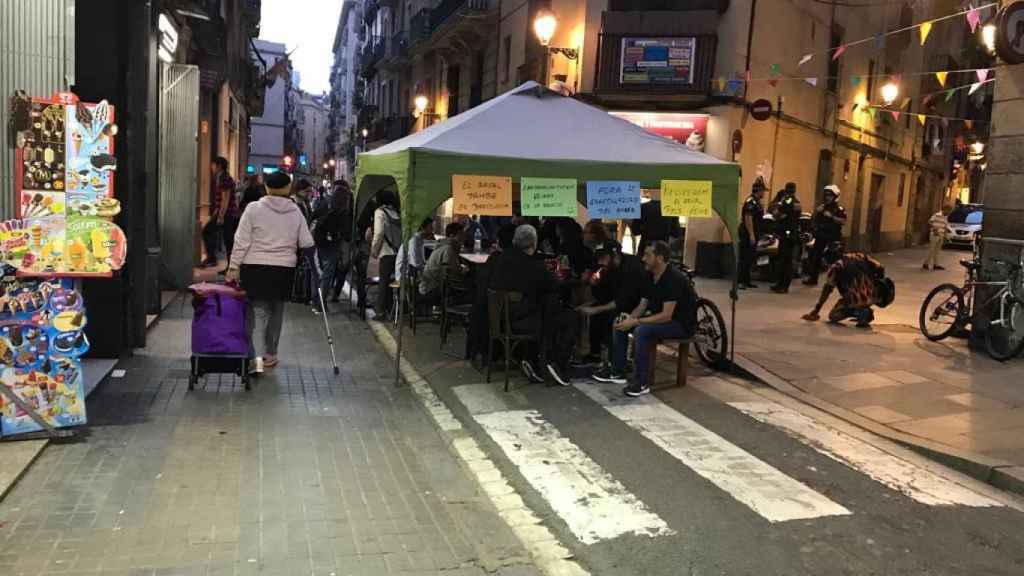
left=738, top=177, right=767, bottom=289
left=770, top=182, right=802, bottom=294
left=804, top=184, right=848, bottom=286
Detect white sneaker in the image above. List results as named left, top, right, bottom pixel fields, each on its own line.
left=249, top=357, right=264, bottom=374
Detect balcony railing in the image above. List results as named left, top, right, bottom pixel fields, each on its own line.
left=370, top=116, right=413, bottom=143
left=430, top=0, right=490, bottom=32
left=360, top=36, right=384, bottom=76
left=387, top=31, right=409, bottom=61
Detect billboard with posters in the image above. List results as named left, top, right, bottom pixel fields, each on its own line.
left=620, top=37, right=696, bottom=85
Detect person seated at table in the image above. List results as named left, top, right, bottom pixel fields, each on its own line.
left=583, top=219, right=611, bottom=250
left=396, top=217, right=433, bottom=282
left=592, top=241, right=696, bottom=397
left=576, top=241, right=649, bottom=364
left=556, top=219, right=591, bottom=276
left=419, top=222, right=464, bottom=302
left=489, top=224, right=578, bottom=387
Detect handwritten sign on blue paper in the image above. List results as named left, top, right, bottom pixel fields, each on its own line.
left=586, top=181, right=641, bottom=219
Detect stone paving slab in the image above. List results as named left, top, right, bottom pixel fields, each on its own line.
left=696, top=245, right=1024, bottom=480
left=0, top=302, right=542, bottom=576
left=0, top=440, right=46, bottom=502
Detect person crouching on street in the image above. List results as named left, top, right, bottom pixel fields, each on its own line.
left=801, top=242, right=889, bottom=328
left=226, top=171, right=315, bottom=370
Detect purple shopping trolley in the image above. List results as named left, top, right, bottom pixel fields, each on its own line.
left=188, top=282, right=251, bottom=391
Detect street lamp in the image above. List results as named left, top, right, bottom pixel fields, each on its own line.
left=881, top=81, right=899, bottom=106
left=413, top=94, right=429, bottom=118
left=981, top=23, right=997, bottom=53
left=329, top=158, right=336, bottom=167
left=532, top=10, right=579, bottom=88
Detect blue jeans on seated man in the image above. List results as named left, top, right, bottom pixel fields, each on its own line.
left=611, top=321, right=688, bottom=388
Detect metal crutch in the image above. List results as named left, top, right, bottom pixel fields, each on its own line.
left=307, top=250, right=341, bottom=375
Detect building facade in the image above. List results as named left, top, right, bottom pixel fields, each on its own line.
left=250, top=39, right=290, bottom=175
left=330, top=0, right=996, bottom=256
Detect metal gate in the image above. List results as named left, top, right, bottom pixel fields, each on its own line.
left=158, top=64, right=200, bottom=288
left=0, top=0, right=76, bottom=218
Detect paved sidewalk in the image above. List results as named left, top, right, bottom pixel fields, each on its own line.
left=696, top=245, right=1024, bottom=484
left=0, top=301, right=541, bottom=576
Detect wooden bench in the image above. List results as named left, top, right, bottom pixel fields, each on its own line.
left=646, top=339, right=690, bottom=389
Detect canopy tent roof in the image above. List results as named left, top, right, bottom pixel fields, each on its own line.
left=355, top=81, right=740, bottom=239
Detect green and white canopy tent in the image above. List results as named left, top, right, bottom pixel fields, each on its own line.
left=353, top=81, right=741, bottom=382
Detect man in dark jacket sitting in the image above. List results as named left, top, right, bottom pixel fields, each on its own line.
left=488, top=224, right=577, bottom=386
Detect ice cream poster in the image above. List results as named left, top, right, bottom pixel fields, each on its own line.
left=9, top=92, right=125, bottom=277
left=0, top=276, right=88, bottom=436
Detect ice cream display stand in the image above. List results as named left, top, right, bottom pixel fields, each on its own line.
left=0, top=91, right=127, bottom=440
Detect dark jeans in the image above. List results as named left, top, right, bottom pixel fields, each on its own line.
left=588, top=311, right=614, bottom=358
left=738, top=235, right=756, bottom=285
left=223, top=215, right=239, bottom=265
left=201, top=219, right=221, bottom=264
left=774, top=234, right=796, bottom=290
left=377, top=254, right=396, bottom=314
left=804, top=236, right=835, bottom=284
left=332, top=241, right=352, bottom=300
left=317, top=244, right=339, bottom=297
left=611, top=321, right=688, bottom=387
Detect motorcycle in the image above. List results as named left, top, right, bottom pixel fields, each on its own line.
left=754, top=212, right=813, bottom=281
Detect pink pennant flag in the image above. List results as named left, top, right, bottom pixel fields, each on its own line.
left=967, top=8, right=981, bottom=33
left=768, top=79, right=779, bottom=88
left=745, top=70, right=752, bottom=82
left=798, top=53, right=813, bottom=67
left=976, top=69, right=989, bottom=83
left=832, top=45, right=847, bottom=61
left=891, top=111, right=901, bottom=121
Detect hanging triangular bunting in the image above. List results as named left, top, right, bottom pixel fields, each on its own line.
left=917, top=114, right=927, bottom=126
left=804, top=77, right=818, bottom=87
left=935, top=71, right=948, bottom=87
left=867, top=107, right=877, bottom=119
left=967, top=8, right=981, bottom=33
left=832, top=45, right=847, bottom=61
left=945, top=88, right=956, bottom=102
left=745, top=70, right=752, bottom=82
left=964, top=120, right=974, bottom=130
left=850, top=75, right=862, bottom=87
left=922, top=94, right=933, bottom=107
left=969, top=82, right=983, bottom=95
left=920, top=21, right=933, bottom=45
left=891, top=111, right=901, bottom=121
left=769, top=63, right=781, bottom=76
left=941, top=118, right=949, bottom=128
left=901, top=97, right=911, bottom=110
left=976, top=69, right=989, bottom=83
left=717, top=77, right=726, bottom=91
left=768, top=79, right=779, bottom=88
left=798, top=54, right=813, bottom=67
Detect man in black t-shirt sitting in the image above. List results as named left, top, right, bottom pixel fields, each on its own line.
left=593, top=241, right=696, bottom=397
left=576, top=241, right=649, bottom=364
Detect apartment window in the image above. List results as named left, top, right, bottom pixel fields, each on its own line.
left=897, top=173, right=906, bottom=207
left=502, top=36, right=512, bottom=83
left=828, top=24, right=844, bottom=94
left=865, top=60, right=876, bottom=104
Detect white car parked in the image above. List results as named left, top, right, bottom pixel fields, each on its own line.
left=945, top=203, right=983, bottom=247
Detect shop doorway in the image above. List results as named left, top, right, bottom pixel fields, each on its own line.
left=158, top=64, right=200, bottom=290
left=814, top=149, right=833, bottom=206
left=447, top=65, right=461, bottom=117
left=868, top=173, right=886, bottom=252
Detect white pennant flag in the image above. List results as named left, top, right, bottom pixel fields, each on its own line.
left=804, top=77, right=818, bottom=87
left=969, top=82, right=983, bottom=95
left=798, top=54, right=813, bottom=67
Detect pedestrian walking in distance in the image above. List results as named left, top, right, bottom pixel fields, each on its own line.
left=923, top=206, right=949, bottom=271
left=738, top=177, right=766, bottom=289
left=226, top=171, right=314, bottom=370
left=201, top=156, right=236, bottom=269
left=804, top=184, right=848, bottom=286
left=311, top=181, right=354, bottom=309
left=770, top=182, right=802, bottom=294
left=371, top=190, right=402, bottom=318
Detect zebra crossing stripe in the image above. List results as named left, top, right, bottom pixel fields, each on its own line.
left=729, top=401, right=1005, bottom=508
left=473, top=409, right=675, bottom=545
left=575, top=383, right=852, bottom=522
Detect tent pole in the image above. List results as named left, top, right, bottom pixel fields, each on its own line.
left=730, top=241, right=738, bottom=368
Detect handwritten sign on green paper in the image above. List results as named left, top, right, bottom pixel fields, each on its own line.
left=661, top=180, right=712, bottom=218
left=521, top=178, right=578, bottom=217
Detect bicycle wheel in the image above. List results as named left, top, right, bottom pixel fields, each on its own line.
left=985, top=299, right=1024, bottom=362
left=693, top=298, right=729, bottom=369
left=919, top=283, right=965, bottom=341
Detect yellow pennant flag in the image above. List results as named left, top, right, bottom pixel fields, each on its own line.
left=917, top=114, right=927, bottom=126
left=935, top=71, right=948, bottom=87
left=919, top=21, right=933, bottom=45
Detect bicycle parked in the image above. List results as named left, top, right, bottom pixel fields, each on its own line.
left=676, top=263, right=730, bottom=369
left=918, top=250, right=1024, bottom=361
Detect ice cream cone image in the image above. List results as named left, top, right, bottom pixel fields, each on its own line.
left=90, top=228, right=110, bottom=260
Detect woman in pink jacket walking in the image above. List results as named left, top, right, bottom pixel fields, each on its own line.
left=226, top=171, right=314, bottom=369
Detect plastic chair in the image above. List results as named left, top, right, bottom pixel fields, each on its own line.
left=485, top=289, right=538, bottom=392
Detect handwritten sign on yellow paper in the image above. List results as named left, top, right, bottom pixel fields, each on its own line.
left=452, top=174, right=513, bottom=216
left=661, top=180, right=713, bottom=218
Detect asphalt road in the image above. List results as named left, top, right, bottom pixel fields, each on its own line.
left=395, top=325, right=1024, bottom=576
